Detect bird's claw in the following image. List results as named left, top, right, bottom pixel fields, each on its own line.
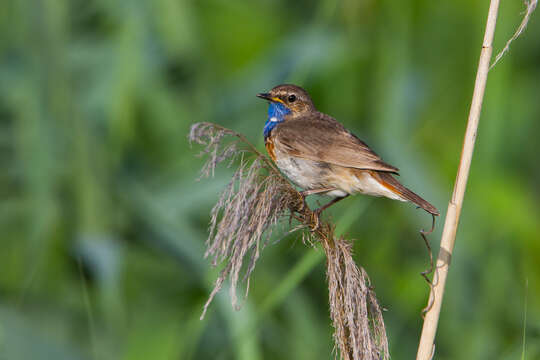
left=297, top=193, right=307, bottom=213
left=310, top=210, right=321, bottom=232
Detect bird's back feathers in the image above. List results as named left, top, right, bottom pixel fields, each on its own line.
left=272, top=112, right=399, bottom=173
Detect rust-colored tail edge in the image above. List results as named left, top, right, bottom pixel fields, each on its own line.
left=370, top=171, right=440, bottom=216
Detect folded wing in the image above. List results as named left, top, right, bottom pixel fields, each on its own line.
left=273, top=113, right=399, bottom=173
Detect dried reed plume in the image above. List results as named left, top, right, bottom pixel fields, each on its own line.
left=324, top=236, right=389, bottom=360
left=190, top=122, right=389, bottom=360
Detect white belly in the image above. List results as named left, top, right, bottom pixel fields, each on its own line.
left=275, top=155, right=404, bottom=201
left=276, top=156, right=329, bottom=191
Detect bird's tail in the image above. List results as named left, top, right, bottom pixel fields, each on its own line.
left=371, top=171, right=440, bottom=216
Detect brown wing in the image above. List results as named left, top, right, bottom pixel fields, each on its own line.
left=273, top=112, right=399, bottom=173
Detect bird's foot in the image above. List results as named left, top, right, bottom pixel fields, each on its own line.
left=310, top=209, right=322, bottom=232
left=297, top=192, right=308, bottom=213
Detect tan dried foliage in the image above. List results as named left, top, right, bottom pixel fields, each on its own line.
left=324, top=236, right=389, bottom=360
left=190, top=122, right=389, bottom=359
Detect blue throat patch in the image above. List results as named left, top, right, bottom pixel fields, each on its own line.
left=263, top=102, right=291, bottom=139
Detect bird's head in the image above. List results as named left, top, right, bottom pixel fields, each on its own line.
left=257, top=84, right=315, bottom=116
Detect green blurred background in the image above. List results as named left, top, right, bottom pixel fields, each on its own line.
left=1, top=0, right=539, bottom=359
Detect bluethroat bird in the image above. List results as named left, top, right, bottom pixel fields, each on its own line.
left=257, top=84, right=439, bottom=222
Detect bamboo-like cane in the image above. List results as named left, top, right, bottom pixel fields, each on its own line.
left=416, top=1, right=500, bottom=359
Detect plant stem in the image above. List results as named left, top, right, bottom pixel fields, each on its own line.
left=416, top=1, right=500, bottom=359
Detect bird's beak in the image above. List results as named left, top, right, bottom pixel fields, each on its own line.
left=256, top=92, right=271, bottom=100
left=256, top=93, right=284, bottom=104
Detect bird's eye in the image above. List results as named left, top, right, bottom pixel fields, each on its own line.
left=288, top=94, right=297, bottom=103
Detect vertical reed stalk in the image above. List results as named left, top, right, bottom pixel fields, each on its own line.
left=416, top=1, right=500, bottom=358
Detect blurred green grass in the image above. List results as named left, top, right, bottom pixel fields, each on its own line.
left=1, top=0, right=539, bottom=359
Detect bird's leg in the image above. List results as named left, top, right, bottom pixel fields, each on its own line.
left=298, top=188, right=335, bottom=212
left=314, top=195, right=349, bottom=215
left=311, top=194, right=349, bottom=231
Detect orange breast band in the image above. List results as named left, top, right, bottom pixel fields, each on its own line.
left=265, top=138, right=277, bottom=162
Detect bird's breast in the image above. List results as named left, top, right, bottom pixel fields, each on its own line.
left=275, top=156, right=329, bottom=191
left=270, top=140, right=334, bottom=192
left=268, top=132, right=348, bottom=197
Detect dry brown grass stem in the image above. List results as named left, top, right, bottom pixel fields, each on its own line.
left=417, top=1, right=501, bottom=358
left=323, top=236, right=389, bottom=360
left=190, top=122, right=389, bottom=360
